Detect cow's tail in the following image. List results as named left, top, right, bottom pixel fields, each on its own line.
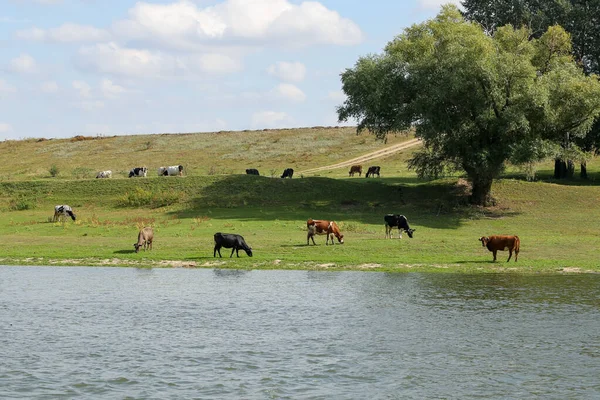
left=514, top=235, right=520, bottom=253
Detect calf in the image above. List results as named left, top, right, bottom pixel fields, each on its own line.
left=281, top=168, right=294, bottom=179
left=53, top=205, right=76, bottom=222
left=366, top=166, right=381, bottom=178
left=246, top=168, right=260, bottom=176
left=134, top=227, right=154, bottom=253
left=214, top=232, right=253, bottom=257
left=384, top=214, right=414, bottom=238
left=479, top=235, right=520, bottom=262
left=158, top=165, right=184, bottom=176
left=349, top=165, right=362, bottom=177
left=96, top=170, right=112, bottom=179
left=307, top=219, right=344, bottom=245
left=128, top=167, right=148, bottom=178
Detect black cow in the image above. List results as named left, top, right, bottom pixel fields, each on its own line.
left=384, top=214, right=415, bottom=239
left=281, top=168, right=294, bottom=179
left=246, top=168, right=260, bottom=176
left=214, top=232, right=253, bottom=258
left=366, top=166, right=381, bottom=178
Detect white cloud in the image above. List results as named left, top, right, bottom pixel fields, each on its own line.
left=327, top=90, right=346, bottom=102
left=16, top=23, right=111, bottom=43
left=11, top=0, right=63, bottom=4
left=417, top=0, right=462, bottom=10
left=41, top=81, right=59, bottom=93
left=112, top=0, right=363, bottom=49
left=251, top=110, right=291, bottom=128
left=0, top=123, right=13, bottom=133
left=76, top=42, right=241, bottom=78
left=72, top=80, right=91, bottom=97
left=0, top=79, right=17, bottom=95
left=75, top=100, right=105, bottom=111
left=100, top=79, right=126, bottom=98
left=272, top=83, right=306, bottom=102
left=267, top=61, right=306, bottom=82
left=9, top=54, right=37, bottom=74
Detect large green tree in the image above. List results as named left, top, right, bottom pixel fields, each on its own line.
left=337, top=5, right=600, bottom=206
left=462, top=0, right=600, bottom=177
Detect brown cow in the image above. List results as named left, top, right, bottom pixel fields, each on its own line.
left=349, top=165, right=362, bottom=177
left=479, top=235, right=520, bottom=262
left=307, top=219, right=344, bottom=245
left=134, top=227, right=154, bottom=253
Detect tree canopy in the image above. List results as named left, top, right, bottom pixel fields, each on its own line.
left=337, top=5, right=600, bottom=205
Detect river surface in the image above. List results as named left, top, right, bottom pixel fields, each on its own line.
left=1, top=266, right=599, bottom=399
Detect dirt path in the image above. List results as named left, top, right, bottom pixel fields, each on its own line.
left=299, top=138, right=421, bottom=174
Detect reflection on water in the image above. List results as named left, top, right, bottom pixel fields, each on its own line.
left=1, top=266, right=599, bottom=399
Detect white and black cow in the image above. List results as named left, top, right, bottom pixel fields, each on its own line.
left=281, top=168, right=294, bottom=179
left=384, top=214, right=415, bottom=239
left=213, top=232, right=253, bottom=258
left=53, top=205, right=76, bottom=222
left=128, top=167, right=148, bottom=178
left=96, top=170, right=112, bottom=179
left=157, top=165, right=184, bottom=176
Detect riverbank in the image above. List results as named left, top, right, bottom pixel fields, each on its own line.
left=2, top=174, right=600, bottom=273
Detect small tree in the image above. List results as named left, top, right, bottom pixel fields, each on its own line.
left=49, top=164, right=60, bottom=177
left=338, top=5, right=600, bottom=205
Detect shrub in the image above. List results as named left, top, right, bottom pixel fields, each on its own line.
left=49, top=164, right=60, bottom=177
left=117, top=187, right=185, bottom=208
left=9, top=196, right=35, bottom=211
left=71, top=167, right=95, bottom=179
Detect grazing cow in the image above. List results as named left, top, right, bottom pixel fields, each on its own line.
left=479, top=235, right=520, bottom=262
left=128, top=167, right=148, bottom=178
left=384, top=214, right=415, bottom=239
left=213, top=232, right=253, bottom=258
left=96, top=170, right=112, bottom=179
left=134, top=226, right=154, bottom=253
left=158, top=165, right=184, bottom=176
left=307, top=219, right=344, bottom=245
left=246, top=168, right=260, bottom=176
left=366, top=166, right=381, bottom=178
left=281, top=168, right=294, bottom=179
left=349, top=165, right=362, bottom=177
left=53, top=205, right=76, bottom=222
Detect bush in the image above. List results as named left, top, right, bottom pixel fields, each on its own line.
left=9, top=196, right=36, bottom=211
left=117, top=187, right=184, bottom=208
left=71, top=167, right=95, bottom=179
left=49, top=164, right=60, bottom=177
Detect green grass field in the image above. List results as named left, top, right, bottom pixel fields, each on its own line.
left=1, top=127, right=599, bottom=273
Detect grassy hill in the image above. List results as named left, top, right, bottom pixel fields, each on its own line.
left=1, top=127, right=599, bottom=272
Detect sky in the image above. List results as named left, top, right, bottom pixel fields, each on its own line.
left=0, top=0, right=460, bottom=140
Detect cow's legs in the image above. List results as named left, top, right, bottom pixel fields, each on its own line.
left=492, top=250, right=497, bottom=262
left=385, top=225, right=390, bottom=238
left=506, top=250, right=513, bottom=262
left=214, top=246, right=222, bottom=258
left=515, top=250, right=518, bottom=262
left=398, top=228, right=403, bottom=239
left=230, top=248, right=236, bottom=258
left=307, top=232, right=316, bottom=245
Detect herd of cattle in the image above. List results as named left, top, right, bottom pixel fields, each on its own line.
left=50, top=205, right=521, bottom=262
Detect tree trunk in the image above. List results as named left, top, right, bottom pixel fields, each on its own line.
left=469, top=178, right=494, bottom=206
left=581, top=161, right=588, bottom=179
left=554, top=158, right=567, bottom=179
left=567, top=160, right=575, bottom=178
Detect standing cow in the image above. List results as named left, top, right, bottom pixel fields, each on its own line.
left=281, top=168, right=294, bottom=179
left=307, top=219, right=344, bottom=245
left=158, top=165, right=184, bottom=176
left=128, top=167, right=148, bottom=178
left=53, top=205, right=76, bottom=222
left=366, top=166, right=381, bottom=178
left=246, top=169, right=260, bottom=176
left=134, top=227, right=154, bottom=253
left=384, top=214, right=415, bottom=238
left=96, top=170, right=112, bottom=179
left=479, top=235, right=520, bottom=262
left=349, top=165, right=362, bottom=177
left=213, top=232, right=253, bottom=257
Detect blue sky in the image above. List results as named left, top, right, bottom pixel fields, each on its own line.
left=0, top=0, right=459, bottom=140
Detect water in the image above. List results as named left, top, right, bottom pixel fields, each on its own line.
left=1, top=266, right=599, bottom=399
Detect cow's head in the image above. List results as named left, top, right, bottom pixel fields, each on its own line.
left=134, top=243, right=141, bottom=253
left=337, top=234, right=344, bottom=244
left=479, top=236, right=490, bottom=246
left=245, top=247, right=253, bottom=257
left=406, top=228, right=415, bottom=238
